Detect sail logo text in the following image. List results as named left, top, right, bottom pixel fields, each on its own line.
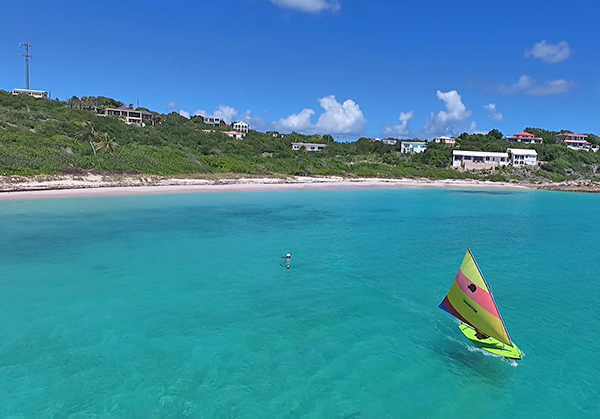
left=463, top=299, right=478, bottom=313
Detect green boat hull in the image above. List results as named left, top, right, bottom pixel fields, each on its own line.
left=459, top=324, right=522, bottom=360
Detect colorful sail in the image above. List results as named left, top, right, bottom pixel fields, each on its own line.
left=439, top=249, right=513, bottom=346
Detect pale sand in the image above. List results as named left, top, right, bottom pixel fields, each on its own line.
left=0, top=175, right=534, bottom=201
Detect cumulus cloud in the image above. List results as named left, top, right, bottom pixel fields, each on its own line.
left=274, top=108, right=315, bottom=132
left=316, top=96, right=366, bottom=135
left=420, top=90, right=472, bottom=138
left=483, top=103, right=504, bottom=121
left=496, top=75, right=573, bottom=96
left=270, top=0, right=340, bottom=13
left=383, top=111, right=414, bottom=137
left=525, top=40, right=571, bottom=63
left=240, top=110, right=268, bottom=131
left=274, top=95, right=366, bottom=135
left=192, top=105, right=239, bottom=124
left=179, top=110, right=190, bottom=118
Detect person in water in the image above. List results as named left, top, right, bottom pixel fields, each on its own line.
left=280, top=253, right=291, bottom=269
left=475, top=329, right=489, bottom=340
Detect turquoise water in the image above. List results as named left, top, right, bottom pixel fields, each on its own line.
left=0, top=188, right=599, bottom=418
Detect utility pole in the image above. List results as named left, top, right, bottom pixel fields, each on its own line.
left=20, top=42, right=32, bottom=90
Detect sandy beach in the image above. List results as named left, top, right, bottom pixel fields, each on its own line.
left=0, top=174, right=548, bottom=201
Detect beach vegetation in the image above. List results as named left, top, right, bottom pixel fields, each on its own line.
left=1, top=90, right=599, bottom=184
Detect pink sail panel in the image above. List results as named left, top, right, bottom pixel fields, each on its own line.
left=454, top=270, right=501, bottom=319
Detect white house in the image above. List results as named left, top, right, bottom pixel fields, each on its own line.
left=507, top=148, right=538, bottom=166
left=555, top=132, right=593, bottom=151
left=203, top=116, right=222, bottom=127
left=452, top=150, right=509, bottom=169
left=382, top=138, right=397, bottom=145
left=506, top=132, right=543, bottom=144
left=232, top=121, right=249, bottom=133
left=433, top=136, right=456, bottom=147
left=222, top=131, right=246, bottom=140
left=12, top=88, right=48, bottom=99
left=291, top=142, right=327, bottom=152
left=401, top=141, right=427, bottom=154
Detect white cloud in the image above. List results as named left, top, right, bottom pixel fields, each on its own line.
left=420, top=90, right=472, bottom=138
left=496, top=75, right=573, bottom=96
left=191, top=105, right=239, bottom=124
left=316, top=96, right=366, bottom=135
left=383, top=111, right=414, bottom=137
left=167, top=101, right=177, bottom=110
left=270, top=0, right=340, bottom=13
left=274, top=108, right=315, bottom=132
left=483, top=103, right=504, bottom=121
left=525, top=40, right=571, bottom=63
left=179, top=110, right=190, bottom=118
left=240, top=110, right=268, bottom=131
left=274, top=95, right=366, bottom=135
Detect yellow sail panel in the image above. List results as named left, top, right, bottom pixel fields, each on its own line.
left=459, top=249, right=489, bottom=293
left=447, top=283, right=511, bottom=345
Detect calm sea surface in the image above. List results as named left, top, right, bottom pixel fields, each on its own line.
left=0, top=188, right=598, bottom=418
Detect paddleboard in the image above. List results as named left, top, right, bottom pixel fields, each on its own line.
left=459, top=324, right=522, bottom=360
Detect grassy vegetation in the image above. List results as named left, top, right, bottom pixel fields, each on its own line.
left=1, top=90, right=599, bottom=182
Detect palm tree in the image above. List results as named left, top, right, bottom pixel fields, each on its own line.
left=94, top=132, right=119, bottom=153
left=75, top=121, right=98, bottom=155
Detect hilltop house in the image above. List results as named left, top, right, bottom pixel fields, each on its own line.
left=382, top=138, right=397, bottom=145
left=203, top=116, right=222, bottom=127
left=507, top=148, right=538, bottom=166
left=555, top=132, right=592, bottom=151
left=12, top=88, right=48, bottom=99
left=291, top=142, right=327, bottom=152
left=400, top=141, right=427, bottom=154
left=452, top=150, right=509, bottom=169
left=506, top=131, right=543, bottom=144
left=222, top=131, right=246, bottom=140
left=232, top=121, right=249, bottom=133
left=433, top=136, right=456, bottom=147
left=103, top=105, right=154, bottom=127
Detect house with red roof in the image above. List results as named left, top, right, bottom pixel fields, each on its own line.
left=505, top=131, right=543, bottom=144
left=555, top=132, right=595, bottom=151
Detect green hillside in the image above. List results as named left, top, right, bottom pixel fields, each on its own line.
left=1, top=90, right=599, bottom=183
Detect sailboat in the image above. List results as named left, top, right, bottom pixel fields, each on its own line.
left=439, top=249, right=522, bottom=360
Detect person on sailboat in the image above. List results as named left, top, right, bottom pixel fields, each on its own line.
left=475, top=329, right=489, bottom=340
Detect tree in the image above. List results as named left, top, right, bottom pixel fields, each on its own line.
left=75, top=121, right=98, bottom=155
left=488, top=129, right=503, bottom=140
left=94, top=132, right=119, bottom=153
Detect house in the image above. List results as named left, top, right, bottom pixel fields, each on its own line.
left=12, top=88, right=48, bottom=99
left=222, top=131, right=246, bottom=140
left=104, top=105, right=154, bottom=126
left=382, top=138, right=397, bottom=146
left=556, top=132, right=592, bottom=151
left=506, top=131, right=543, bottom=144
left=203, top=116, right=222, bottom=127
left=232, top=121, right=249, bottom=133
left=291, top=142, right=327, bottom=152
left=433, top=136, right=456, bottom=147
left=400, top=141, right=427, bottom=154
left=507, top=148, right=538, bottom=166
left=452, top=150, right=509, bottom=169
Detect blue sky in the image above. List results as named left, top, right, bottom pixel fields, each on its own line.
left=2, top=0, right=599, bottom=140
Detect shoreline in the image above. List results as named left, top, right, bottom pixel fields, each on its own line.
left=0, top=174, right=597, bottom=201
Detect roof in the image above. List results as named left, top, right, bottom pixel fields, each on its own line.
left=12, top=88, right=48, bottom=93
left=558, top=132, right=588, bottom=138
left=453, top=150, right=508, bottom=157
left=507, top=148, right=538, bottom=156
left=512, top=131, right=535, bottom=137
left=292, top=142, right=327, bottom=147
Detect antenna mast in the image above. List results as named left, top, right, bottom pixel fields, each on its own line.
left=20, top=42, right=32, bottom=90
